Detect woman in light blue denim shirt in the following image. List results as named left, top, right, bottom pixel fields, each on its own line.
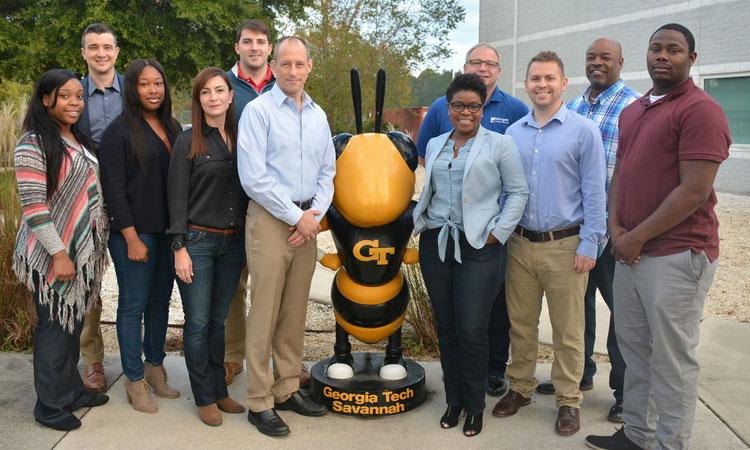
left=413, top=73, right=528, bottom=437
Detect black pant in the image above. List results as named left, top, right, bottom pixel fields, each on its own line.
left=33, top=291, right=96, bottom=427
left=487, top=262, right=510, bottom=378
left=419, top=229, right=504, bottom=414
left=582, top=241, right=626, bottom=401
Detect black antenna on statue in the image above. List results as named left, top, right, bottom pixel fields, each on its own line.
left=374, top=68, right=386, bottom=133
left=350, top=69, right=363, bottom=134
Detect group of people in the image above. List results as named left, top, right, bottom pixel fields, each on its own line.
left=11, top=16, right=729, bottom=449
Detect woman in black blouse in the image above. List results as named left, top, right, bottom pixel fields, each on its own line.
left=100, top=58, right=181, bottom=414
left=167, top=67, right=247, bottom=426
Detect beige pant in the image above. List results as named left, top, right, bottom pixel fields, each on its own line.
left=80, top=298, right=103, bottom=364
left=244, top=201, right=316, bottom=412
left=224, top=267, right=248, bottom=365
left=505, top=233, right=587, bottom=408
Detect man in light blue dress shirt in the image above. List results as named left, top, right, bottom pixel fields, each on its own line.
left=237, top=36, right=336, bottom=437
left=491, top=51, right=606, bottom=437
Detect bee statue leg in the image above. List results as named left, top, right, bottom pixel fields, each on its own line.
left=327, top=323, right=354, bottom=379
left=379, top=329, right=407, bottom=380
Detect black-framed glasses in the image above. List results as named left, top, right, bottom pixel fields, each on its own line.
left=466, top=59, right=500, bottom=69
left=449, top=101, right=483, bottom=113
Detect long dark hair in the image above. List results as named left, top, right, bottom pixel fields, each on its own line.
left=122, top=58, right=181, bottom=170
left=188, top=67, right=237, bottom=159
left=22, top=69, right=92, bottom=198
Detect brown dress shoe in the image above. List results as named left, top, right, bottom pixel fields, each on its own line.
left=555, top=406, right=580, bottom=436
left=299, top=364, right=311, bottom=388
left=224, top=362, right=243, bottom=386
left=217, top=396, right=246, bottom=414
left=491, top=390, right=530, bottom=417
left=198, top=403, right=222, bottom=426
left=83, top=363, right=107, bottom=393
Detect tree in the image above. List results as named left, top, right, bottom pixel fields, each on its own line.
left=0, top=0, right=308, bottom=88
left=410, top=68, right=454, bottom=107
left=292, top=0, right=464, bottom=133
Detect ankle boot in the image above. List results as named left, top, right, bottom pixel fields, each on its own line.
left=217, top=396, right=246, bottom=414
left=198, top=403, right=222, bottom=426
left=125, top=379, right=158, bottom=414
left=144, top=362, right=180, bottom=398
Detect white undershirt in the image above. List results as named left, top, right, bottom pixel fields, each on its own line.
left=649, top=93, right=666, bottom=102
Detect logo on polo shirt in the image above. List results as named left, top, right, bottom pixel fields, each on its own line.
left=490, top=116, right=510, bottom=125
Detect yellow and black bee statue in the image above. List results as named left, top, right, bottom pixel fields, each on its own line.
left=310, top=69, right=425, bottom=416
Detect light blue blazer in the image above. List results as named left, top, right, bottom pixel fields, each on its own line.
left=413, top=126, right=529, bottom=249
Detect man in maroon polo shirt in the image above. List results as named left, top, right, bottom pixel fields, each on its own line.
left=585, top=24, right=731, bottom=450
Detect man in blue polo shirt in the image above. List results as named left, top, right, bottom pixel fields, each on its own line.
left=415, top=43, right=528, bottom=398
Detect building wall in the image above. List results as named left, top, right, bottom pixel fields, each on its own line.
left=478, top=0, right=750, bottom=154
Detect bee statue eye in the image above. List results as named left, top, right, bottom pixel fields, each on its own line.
left=387, top=131, right=418, bottom=172
left=333, top=133, right=352, bottom=160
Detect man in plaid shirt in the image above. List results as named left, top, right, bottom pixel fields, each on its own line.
left=535, top=38, right=640, bottom=424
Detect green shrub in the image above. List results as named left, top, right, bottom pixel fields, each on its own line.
left=0, top=170, right=34, bottom=351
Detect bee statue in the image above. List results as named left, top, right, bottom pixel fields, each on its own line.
left=309, top=69, right=426, bottom=416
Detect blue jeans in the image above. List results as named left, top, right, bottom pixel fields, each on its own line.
left=176, top=229, right=245, bottom=406
left=582, top=241, right=625, bottom=401
left=108, top=232, right=174, bottom=381
left=419, top=229, right=504, bottom=415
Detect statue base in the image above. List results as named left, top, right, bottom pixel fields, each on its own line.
left=309, top=352, right=426, bottom=416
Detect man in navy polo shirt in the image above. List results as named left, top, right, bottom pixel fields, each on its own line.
left=415, top=43, right=528, bottom=398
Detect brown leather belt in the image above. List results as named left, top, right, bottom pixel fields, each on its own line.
left=293, top=199, right=313, bottom=210
left=514, top=225, right=580, bottom=243
left=188, top=223, right=239, bottom=235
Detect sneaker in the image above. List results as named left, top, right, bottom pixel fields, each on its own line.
left=585, top=428, right=644, bottom=450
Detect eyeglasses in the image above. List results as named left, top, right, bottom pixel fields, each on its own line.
left=449, top=101, right=483, bottom=113
left=466, top=59, right=500, bottom=69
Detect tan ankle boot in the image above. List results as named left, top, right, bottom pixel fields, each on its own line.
left=144, top=362, right=180, bottom=398
left=198, top=404, right=222, bottom=426
left=125, top=379, right=158, bottom=414
left=217, top=396, right=246, bottom=414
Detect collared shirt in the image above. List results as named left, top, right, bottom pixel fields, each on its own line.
left=84, top=74, right=123, bottom=144
left=425, top=137, right=474, bottom=262
left=167, top=126, right=249, bottom=244
left=237, top=83, right=336, bottom=226
left=567, top=80, right=640, bottom=191
left=506, top=105, right=607, bottom=259
left=416, top=86, right=528, bottom=157
left=227, top=63, right=276, bottom=123
left=617, top=77, right=730, bottom=261
left=237, top=64, right=274, bottom=93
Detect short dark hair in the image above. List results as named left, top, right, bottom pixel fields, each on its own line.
left=81, top=23, right=117, bottom=47
left=446, top=73, right=488, bottom=103
left=650, top=23, right=695, bottom=53
left=526, top=50, right=565, bottom=78
left=235, top=19, right=271, bottom=43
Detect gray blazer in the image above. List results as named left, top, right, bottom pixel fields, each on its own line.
left=413, top=126, right=529, bottom=249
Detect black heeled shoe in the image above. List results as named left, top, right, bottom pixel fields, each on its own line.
left=440, top=405, right=462, bottom=429
left=463, top=412, right=483, bottom=437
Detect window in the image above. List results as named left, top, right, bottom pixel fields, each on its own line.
left=705, top=76, right=750, bottom=145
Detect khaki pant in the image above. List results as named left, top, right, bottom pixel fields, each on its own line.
left=79, top=298, right=103, bottom=364
left=224, top=267, right=248, bottom=365
left=244, top=201, right=316, bottom=412
left=505, top=233, right=587, bottom=408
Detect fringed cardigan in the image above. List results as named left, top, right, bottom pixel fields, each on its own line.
left=12, top=132, right=109, bottom=333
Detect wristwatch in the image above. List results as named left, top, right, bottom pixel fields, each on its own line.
left=171, top=240, right=185, bottom=252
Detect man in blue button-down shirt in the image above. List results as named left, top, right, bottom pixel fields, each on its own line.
left=237, top=36, right=335, bottom=437
left=492, top=51, right=606, bottom=437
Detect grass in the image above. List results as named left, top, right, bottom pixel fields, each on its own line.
left=403, top=237, right=439, bottom=357
left=0, top=95, right=26, bottom=168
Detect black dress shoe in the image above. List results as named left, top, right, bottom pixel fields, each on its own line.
left=36, top=412, right=82, bottom=431
left=84, top=393, right=109, bottom=408
left=275, top=391, right=327, bottom=417
left=486, top=376, right=509, bottom=397
left=463, top=412, right=483, bottom=437
left=585, top=427, right=644, bottom=449
left=440, top=405, right=462, bottom=429
left=247, top=409, right=290, bottom=437
left=580, top=378, right=594, bottom=391
left=607, top=401, right=624, bottom=423
left=536, top=379, right=593, bottom=394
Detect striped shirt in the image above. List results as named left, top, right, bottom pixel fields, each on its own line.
left=567, top=80, right=640, bottom=192
left=13, top=133, right=109, bottom=333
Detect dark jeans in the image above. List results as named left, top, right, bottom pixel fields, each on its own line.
left=583, top=241, right=625, bottom=401
left=176, top=230, right=245, bottom=406
left=487, top=245, right=510, bottom=378
left=108, top=232, right=174, bottom=381
left=33, top=290, right=97, bottom=427
left=419, top=229, right=504, bottom=415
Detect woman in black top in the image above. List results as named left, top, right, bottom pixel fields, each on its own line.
left=167, top=67, right=247, bottom=426
left=99, top=59, right=182, bottom=414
